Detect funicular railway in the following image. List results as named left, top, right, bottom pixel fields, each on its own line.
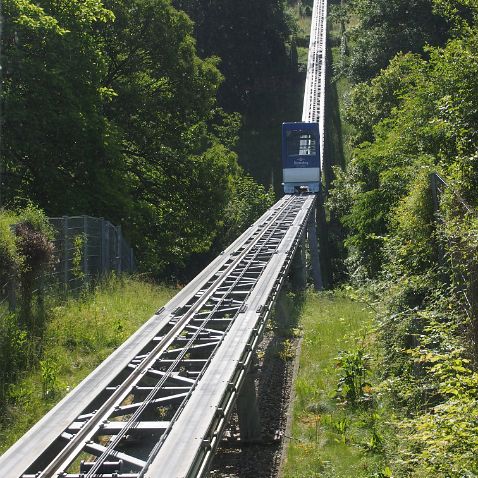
left=0, top=1, right=328, bottom=476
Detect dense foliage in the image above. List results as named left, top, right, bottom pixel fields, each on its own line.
left=337, top=0, right=450, bottom=82
left=172, top=0, right=302, bottom=192
left=0, top=277, right=175, bottom=451
left=1, top=0, right=282, bottom=276
left=330, top=0, right=478, bottom=474
left=173, top=0, right=293, bottom=111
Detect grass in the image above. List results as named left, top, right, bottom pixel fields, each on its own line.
left=330, top=41, right=355, bottom=167
left=290, top=1, right=311, bottom=71
left=288, top=0, right=312, bottom=40
left=327, top=13, right=362, bottom=169
left=282, top=290, right=390, bottom=478
left=0, top=276, right=176, bottom=453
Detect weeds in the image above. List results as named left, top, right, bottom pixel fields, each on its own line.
left=332, top=417, right=349, bottom=444
left=364, top=427, right=383, bottom=454
left=40, top=359, right=59, bottom=399
left=279, top=338, right=296, bottom=361
left=369, top=468, right=393, bottom=478
left=71, top=234, right=85, bottom=282
left=0, top=277, right=175, bottom=452
left=284, top=291, right=389, bottom=478
left=335, top=348, right=372, bottom=407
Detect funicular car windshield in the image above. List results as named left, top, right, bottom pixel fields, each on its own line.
left=286, top=131, right=317, bottom=156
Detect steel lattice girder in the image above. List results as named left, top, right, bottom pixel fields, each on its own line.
left=302, top=0, right=328, bottom=169
left=0, top=194, right=317, bottom=478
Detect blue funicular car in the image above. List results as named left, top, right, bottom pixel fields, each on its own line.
left=281, top=122, right=320, bottom=194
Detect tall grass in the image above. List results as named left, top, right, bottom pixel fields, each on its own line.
left=0, top=276, right=175, bottom=453
left=283, top=290, right=389, bottom=478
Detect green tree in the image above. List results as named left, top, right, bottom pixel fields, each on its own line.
left=330, top=3, right=478, bottom=474
left=332, top=24, right=478, bottom=278
left=2, top=0, right=273, bottom=277
left=345, top=53, right=425, bottom=145
left=344, top=0, right=449, bottom=82
left=174, top=0, right=292, bottom=110
left=99, top=0, right=246, bottom=275
left=2, top=0, right=124, bottom=215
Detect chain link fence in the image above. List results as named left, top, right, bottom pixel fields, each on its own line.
left=49, top=216, right=135, bottom=287
left=0, top=216, right=135, bottom=319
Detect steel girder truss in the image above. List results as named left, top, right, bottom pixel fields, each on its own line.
left=302, top=0, right=328, bottom=169
left=2, top=194, right=316, bottom=478
left=0, top=1, right=330, bottom=475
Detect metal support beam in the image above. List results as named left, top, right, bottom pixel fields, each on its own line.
left=307, top=206, right=323, bottom=291
left=291, top=236, right=307, bottom=291
left=237, top=364, right=262, bottom=443
left=274, top=290, right=289, bottom=332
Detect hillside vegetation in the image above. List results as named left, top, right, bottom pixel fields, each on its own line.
left=327, top=0, right=478, bottom=474
left=173, top=0, right=307, bottom=192
left=2, top=0, right=297, bottom=278
left=0, top=276, right=175, bottom=453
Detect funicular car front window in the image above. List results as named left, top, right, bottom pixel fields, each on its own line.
left=286, top=132, right=316, bottom=155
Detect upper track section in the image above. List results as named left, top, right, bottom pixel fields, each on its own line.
left=302, top=0, right=328, bottom=168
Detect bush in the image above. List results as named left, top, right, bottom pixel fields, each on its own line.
left=0, top=211, right=21, bottom=291
left=13, top=206, right=55, bottom=331
left=0, top=206, right=55, bottom=411
left=0, top=205, right=54, bottom=298
left=215, top=173, right=275, bottom=250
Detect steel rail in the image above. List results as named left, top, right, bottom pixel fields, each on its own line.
left=82, top=196, right=299, bottom=478
left=1, top=197, right=289, bottom=478
left=302, top=0, right=328, bottom=168
left=139, top=196, right=310, bottom=477
left=3, top=196, right=315, bottom=478
left=147, top=195, right=316, bottom=477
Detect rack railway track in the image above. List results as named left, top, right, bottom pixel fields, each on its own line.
left=1, top=194, right=316, bottom=478
left=302, top=0, right=328, bottom=169
left=0, top=0, right=328, bottom=475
